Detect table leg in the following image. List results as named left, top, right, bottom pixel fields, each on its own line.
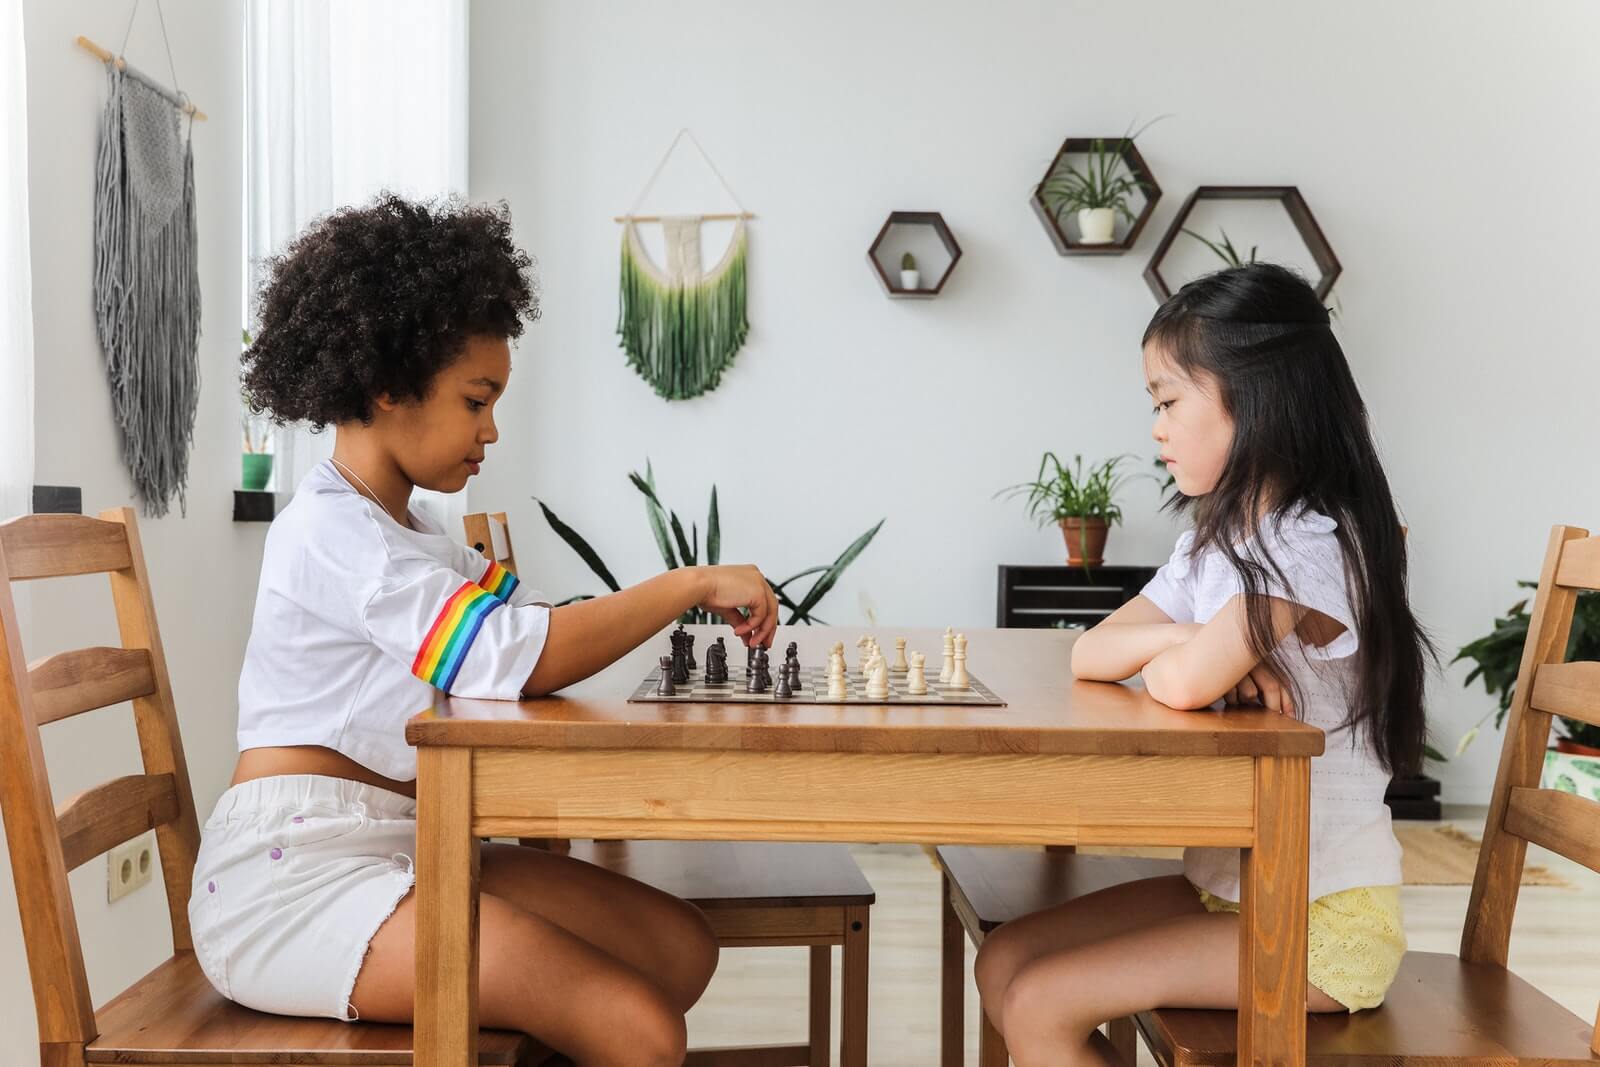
left=841, top=903, right=870, bottom=1067
left=415, top=747, right=479, bottom=1066
left=1239, top=755, right=1310, bottom=1067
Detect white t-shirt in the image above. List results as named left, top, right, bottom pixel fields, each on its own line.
left=1140, top=508, right=1403, bottom=902
left=236, top=462, right=552, bottom=781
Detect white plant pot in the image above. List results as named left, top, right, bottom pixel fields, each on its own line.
left=1077, top=207, right=1117, bottom=244
left=900, top=269, right=921, bottom=291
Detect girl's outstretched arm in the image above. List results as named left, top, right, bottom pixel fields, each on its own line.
left=1070, top=596, right=1203, bottom=681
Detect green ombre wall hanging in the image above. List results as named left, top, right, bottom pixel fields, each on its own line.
left=615, top=129, right=753, bottom=401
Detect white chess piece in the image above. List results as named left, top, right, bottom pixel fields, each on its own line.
left=891, top=638, right=909, bottom=673
left=827, top=659, right=848, bottom=699
left=950, top=633, right=971, bottom=689
left=906, top=651, right=928, bottom=695
left=865, top=659, right=889, bottom=701
left=940, top=628, right=955, bottom=683
left=857, top=635, right=873, bottom=676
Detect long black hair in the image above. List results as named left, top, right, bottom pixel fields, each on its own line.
left=1143, top=263, right=1434, bottom=776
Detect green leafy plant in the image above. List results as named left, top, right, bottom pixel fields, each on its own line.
left=1183, top=227, right=1257, bottom=267
left=900, top=252, right=916, bottom=271
left=1036, top=118, right=1164, bottom=227
left=536, top=460, right=884, bottom=626
left=1449, top=585, right=1600, bottom=756
left=1002, top=452, right=1142, bottom=527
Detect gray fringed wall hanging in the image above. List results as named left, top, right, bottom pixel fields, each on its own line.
left=91, top=1, right=201, bottom=517
left=615, top=130, right=752, bottom=401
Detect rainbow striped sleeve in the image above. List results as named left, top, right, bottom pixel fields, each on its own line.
left=411, top=581, right=505, bottom=691
left=477, top=559, right=520, bottom=603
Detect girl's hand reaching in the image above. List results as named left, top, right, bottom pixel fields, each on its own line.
left=698, top=564, right=780, bottom=648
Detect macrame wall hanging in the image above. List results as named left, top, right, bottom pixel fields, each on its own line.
left=89, top=0, right=202, bottom=517
left=615, top=129, right=753, bottom=401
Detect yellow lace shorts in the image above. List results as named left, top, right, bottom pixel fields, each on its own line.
left=1194, top=883, right=1406, bottom=1011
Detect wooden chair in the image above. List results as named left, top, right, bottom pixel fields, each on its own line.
left=945, top=524, right=1600, bottom=1066
left=0, top=509, right=548, bottom=1066
left=466, top=511, right=876, bottom=1067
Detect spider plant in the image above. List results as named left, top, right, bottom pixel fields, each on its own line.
left=1035, top=117, right=1164, bottom=227
left=1002, top=452, right=1140, bottom=527
left=1182, top=227, right=1258, bottom=267
left=536, top=460, right=884, bottom=626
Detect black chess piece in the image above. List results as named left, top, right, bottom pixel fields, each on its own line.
left=670, top=644, right=690, bottom=685
left=656, top=656, right=677, bottom=697
left=775, top=665, right=793, bottom=698
left=756, top=648, right=773, bottom=690
left=786, top=657, right=803, bottom=693
left=745, top=651, right=767, bottom=694
left=705, top=639, right=728, bottom=684
left=786, top=641, right=798, bottom=664
left=685, top=633, right=697, bottom=670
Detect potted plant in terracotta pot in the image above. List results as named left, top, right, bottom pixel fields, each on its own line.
left=1002, top=452, right=1139, bottom=566
left=1453, top=584, right=1600, bottom=799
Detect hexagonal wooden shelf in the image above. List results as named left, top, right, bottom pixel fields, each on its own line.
left=1030, top=137, right=1162, bottom=256
left=1143, top=185, right=1341, bottom=301
left=867, top=211, right=963, bottom=298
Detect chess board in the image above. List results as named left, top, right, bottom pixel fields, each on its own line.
left=628, top=664, right=1005, bottom=706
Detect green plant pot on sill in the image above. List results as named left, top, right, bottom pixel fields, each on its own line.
left=242, top=453, right=273, bottom=492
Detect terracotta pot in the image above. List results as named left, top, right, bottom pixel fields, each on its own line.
left=1059, top=517, right=1108, bottom=566
left=1554, top=737, right=1600, bottom=757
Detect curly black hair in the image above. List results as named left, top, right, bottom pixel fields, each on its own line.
left=242, top=194, right=538, bottom=428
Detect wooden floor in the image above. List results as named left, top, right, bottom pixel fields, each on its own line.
left=684, top=807, right=1600, bottom=1066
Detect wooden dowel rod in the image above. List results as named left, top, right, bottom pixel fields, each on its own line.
left=75, top=35, right=208, bottom=121
left=613, top=212, right=755, bottom=223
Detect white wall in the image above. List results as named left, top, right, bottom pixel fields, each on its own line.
left=1, top=2, right=248, bottom=1059
left=467, top=0, right=1600, bottom=805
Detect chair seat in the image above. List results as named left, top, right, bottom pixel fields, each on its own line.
left=567, top=840, right=875, bottom=910
left=936, top=845, right=1184, bottom=932
left=86, top=952, right=548, bottom=1064
left=1136, top=951, right=1597, bottom=1066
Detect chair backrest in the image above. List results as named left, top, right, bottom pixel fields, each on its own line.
left=0, top=508, right=202, bottom=1050
left=1461, top=524, right=1600, bottom=986
left=463, top=511, right=518, bottom=577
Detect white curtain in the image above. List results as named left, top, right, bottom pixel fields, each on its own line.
left=243, top=0, right=468, bottom=530
left=1, top=0, right=36, bottom=528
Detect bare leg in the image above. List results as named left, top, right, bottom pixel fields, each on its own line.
left=478, top=842, right=719, bottom=1011
left=984, top=900, right=1344, bottom=1067
left=354, top=890, right=693, bottom=1066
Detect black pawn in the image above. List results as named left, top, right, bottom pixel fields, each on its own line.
left=775, top=666, right=793, bottom=698
left=745, top=655, right=766, bottom=693
left=685, top=633, right=697, bottom=671
left=756, top=649, right=774, bottom=690
left=786, top=657, right=803, bottom=692
left=656, top=656, right=677, bottom=697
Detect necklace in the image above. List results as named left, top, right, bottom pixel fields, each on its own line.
left=331, top=457, right=406, bottom=528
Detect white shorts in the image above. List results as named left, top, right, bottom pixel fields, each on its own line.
left=188, top=774, right=418, bottom=1021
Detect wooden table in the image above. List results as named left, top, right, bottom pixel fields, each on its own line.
left=407, top=626, right=1322, bottom=1067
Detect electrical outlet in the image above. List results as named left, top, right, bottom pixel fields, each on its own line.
left=107, top=833, right=155, bottom=903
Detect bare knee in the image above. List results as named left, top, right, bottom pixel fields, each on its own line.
left=973, top=923, right=1028, bottom=1006
left=1001, top=957, right=1095, bottom=1051
left=658, top=898, right=719, bottom=1011
left=616, top=985, right=689, bottom=1067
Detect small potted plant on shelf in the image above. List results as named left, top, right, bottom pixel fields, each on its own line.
left=900, top=252, right=920, bottom=291
left=1037, top=122, right=1159, bottom=246
left=1452, top=584, right=1600, bottom=800
left=1001, top=452, right=1141, bottom=566
left=242, top=415, right=273, bottom=491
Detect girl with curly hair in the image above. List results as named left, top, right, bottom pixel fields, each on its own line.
left=192, top=195, right=777, bottom=1065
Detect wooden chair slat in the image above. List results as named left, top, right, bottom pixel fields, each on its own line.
left=57, top=773, right=180, bottom=872
left=1529, top=660, right=1600, bottom=728
left=1553, top=534, right=1600, bottom=591
left=30, top=646, right=157, bottom=725
left=1503, top=785, right=1600, bottom=874
left=0, top=513, right=133, bottom=581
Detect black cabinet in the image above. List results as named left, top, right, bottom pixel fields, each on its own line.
left=996, top=564, right=1158, bottom=629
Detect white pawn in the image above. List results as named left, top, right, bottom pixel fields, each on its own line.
left=827, top=657, right=848, bottom=700
left=906, top=651, right=928, bottom=695
left=865, top=659, right=889, bottom=701
left=950, top=633, right=971, bottom=689
left=891, top=638, right=909, bottom=674
left=939, top=627, right=955, bottom=684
